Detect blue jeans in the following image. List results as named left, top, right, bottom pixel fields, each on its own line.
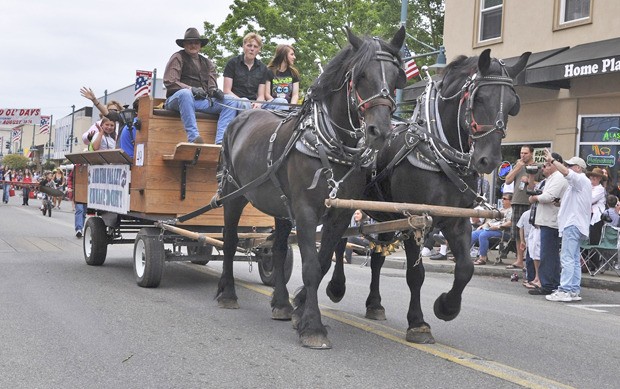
left=538, top=226, right=561, bottom=291
left=559, top=225, right=586, bottom=294
left=471, top=229, right=503, bottom=256
left=2, top=183, right=10, bottom=203
left=75, top=203, right=86, bottom=232
left=262, top=97, right=289, bottom=110
left=165, top=89, right=242, bottom=144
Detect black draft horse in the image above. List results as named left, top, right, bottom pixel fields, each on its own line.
left=216, top=27, right=407, bottom=348
left=328, top=49, right=531, bottom=343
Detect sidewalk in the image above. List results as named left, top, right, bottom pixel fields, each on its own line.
left=348, top=249, right=620, bottom=292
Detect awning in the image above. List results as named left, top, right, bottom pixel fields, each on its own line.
left=502, top=47, right=569, bottom=87
left=526, top=37, right=620, bottom=87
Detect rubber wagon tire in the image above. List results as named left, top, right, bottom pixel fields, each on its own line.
left=47, top=205, right=52, bottom=217
left=257, top=245, right=294, bottom=287
left=83, top=216, right=108, bottom=266
left=133, top=228, right=165, bottom=288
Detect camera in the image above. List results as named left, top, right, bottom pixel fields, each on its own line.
left=526, top=188, right=542, bottom=196
left=525, top=165, right=540, bottom=174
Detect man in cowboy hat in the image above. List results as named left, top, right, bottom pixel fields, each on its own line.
left=543, top=151, right=592, bottom=302
left=164, top=27, right=242, bottom=144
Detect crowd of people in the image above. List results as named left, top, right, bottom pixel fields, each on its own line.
left=424, top=145, right=618, bottom=303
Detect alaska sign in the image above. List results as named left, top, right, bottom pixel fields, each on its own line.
left=564, top=57, right=620, bottom=78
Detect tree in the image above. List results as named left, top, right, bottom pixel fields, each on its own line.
left=201, top=0, right=444, bottom=92
left=1, top=154, right=29, bottom=170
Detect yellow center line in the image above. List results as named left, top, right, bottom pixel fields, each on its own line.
left=188, top=264, right=574, bottom=389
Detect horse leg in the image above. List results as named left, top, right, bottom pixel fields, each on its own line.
left=433, top=218, right=474, bottom=322
left=403, top=238, right=435, bottom=344
left=322, top=209, right=355, bottom=303
left=365, top=251, right=387, bottom=320
left=271, top=218, right=294, bottom=320
left=216, top=196, right=248, bottom=309
left=364, top=232, right=393, bottom=320
left=292, top=214, right=331, bottom=349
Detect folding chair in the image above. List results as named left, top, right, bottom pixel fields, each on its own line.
left=580, top=224, right=620, bottom=276
left=487, top=228, right=514, bottom=265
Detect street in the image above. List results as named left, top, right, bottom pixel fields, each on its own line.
left=1, top=199, right=619, bottom=388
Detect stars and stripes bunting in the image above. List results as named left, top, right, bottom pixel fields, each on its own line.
left=39, top=115, right=50, bottom=134
left=135, top=70, right=153, bottom=98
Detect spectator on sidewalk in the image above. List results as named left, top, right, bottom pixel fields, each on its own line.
left=504, top=145, right=543, bottom=270
left=472, top=194, right=512, bottom=265
left=546, top=152, right=592, bottom=302
left=527, top=153, right=568, bottom=296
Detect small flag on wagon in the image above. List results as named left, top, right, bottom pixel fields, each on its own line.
left=12, top=125, right=23, bottom=142
left=134, top=70, right=153, bottom=98
left=39, top=115, right=50, bottom=134
left=402, top=45, right=420, bottom=80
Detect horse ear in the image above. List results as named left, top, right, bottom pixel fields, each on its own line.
left=478, top=49, right=491, bottom=75
left=390, top=26, right=406, bottom=50
left=345, top=27, right=363, bottom=50
left=507, top=51, right=532, bottom=79
left=509, top=94, right=521, bottom=116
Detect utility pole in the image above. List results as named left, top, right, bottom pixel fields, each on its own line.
left=70, top=105, right=75, bottom=153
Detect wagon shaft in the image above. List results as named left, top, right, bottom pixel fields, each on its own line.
left=325, top=198, right=502, bottom=219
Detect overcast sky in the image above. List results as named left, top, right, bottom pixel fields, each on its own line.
left=0, top=0, right=235, bottom=124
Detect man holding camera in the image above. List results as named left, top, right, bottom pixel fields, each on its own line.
left=527, top=152, right=568, bottom=296
left=164, top=27, right=242, bottom=145
left=505, top=145, right=543, bottom=269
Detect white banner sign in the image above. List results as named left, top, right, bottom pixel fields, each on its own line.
left=87, top=165, right=131, bottom=214
left=0, top=108, right=41, bottom=125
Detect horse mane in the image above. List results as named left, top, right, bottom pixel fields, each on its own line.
left=440, top=55, right=477, bottom=93
left=311, top=35, right=401, bottom=101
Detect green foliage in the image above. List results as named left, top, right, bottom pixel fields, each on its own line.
left=1, top=154, right=29, bottom=170
left=201, top=0, right=444, bottom=93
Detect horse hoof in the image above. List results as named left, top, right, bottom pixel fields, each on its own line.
left=300, top=334, right=332, bottom=349
left=218, top=298, right=240, bottom=309
left=272, top=306, right=293, bottom=321
left=291, top=314, right=300, bottom=330
left=365, top=307, right=386, bottom=321
left=326, top=281, right=345, bottom=303
left=433, top=293, right=460, bottom=321
left=406, top=325, right=435, bottom=344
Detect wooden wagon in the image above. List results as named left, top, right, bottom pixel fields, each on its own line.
left=66, top=96, right=293, bottom=288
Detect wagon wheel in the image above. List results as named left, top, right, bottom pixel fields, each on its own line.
left=188, top=244, right=213, bottom=265
left=133, top=227, right=165, bottom=288
left=257, top=244, right=294, bottom=287
left=83, top=217, right=108, bottom=266
left=41, top=204, right=46, bottom=216
left=47, top=204, right=52, bottom=217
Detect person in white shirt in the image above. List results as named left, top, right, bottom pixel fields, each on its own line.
left=544, top=150, right=592, bottom=302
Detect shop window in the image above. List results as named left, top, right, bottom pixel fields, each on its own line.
left=554, top=0, right=592, bottom=30
left=578, top=115, right=620, bottom=186
left=477, top=0, right=503, bottom=44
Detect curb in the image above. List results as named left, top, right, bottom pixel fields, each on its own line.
left=348, top=254, right=620, bottom=292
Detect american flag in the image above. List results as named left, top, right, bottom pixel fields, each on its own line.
left=12, top=125, right=23, bottom=142
left=135, top=70, right=153, bottom=98
left=39, top=115, right=50, bottom=134
left=402, top=45, right=420, bottom=80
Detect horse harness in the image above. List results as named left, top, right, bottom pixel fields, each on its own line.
left=369, top=60, right=516, bottom=206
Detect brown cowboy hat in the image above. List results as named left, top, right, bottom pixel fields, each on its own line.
left=176, top=27, right=209, bottom=48
left=586, top=167, right=607, bottom=180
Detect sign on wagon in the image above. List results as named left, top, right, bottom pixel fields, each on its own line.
left=87, top=165, right=131, bottom=214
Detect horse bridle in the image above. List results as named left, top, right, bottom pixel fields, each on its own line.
left=339, top=39, right=401, bottom=139
left=439, top=60, right=516, bottom=142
